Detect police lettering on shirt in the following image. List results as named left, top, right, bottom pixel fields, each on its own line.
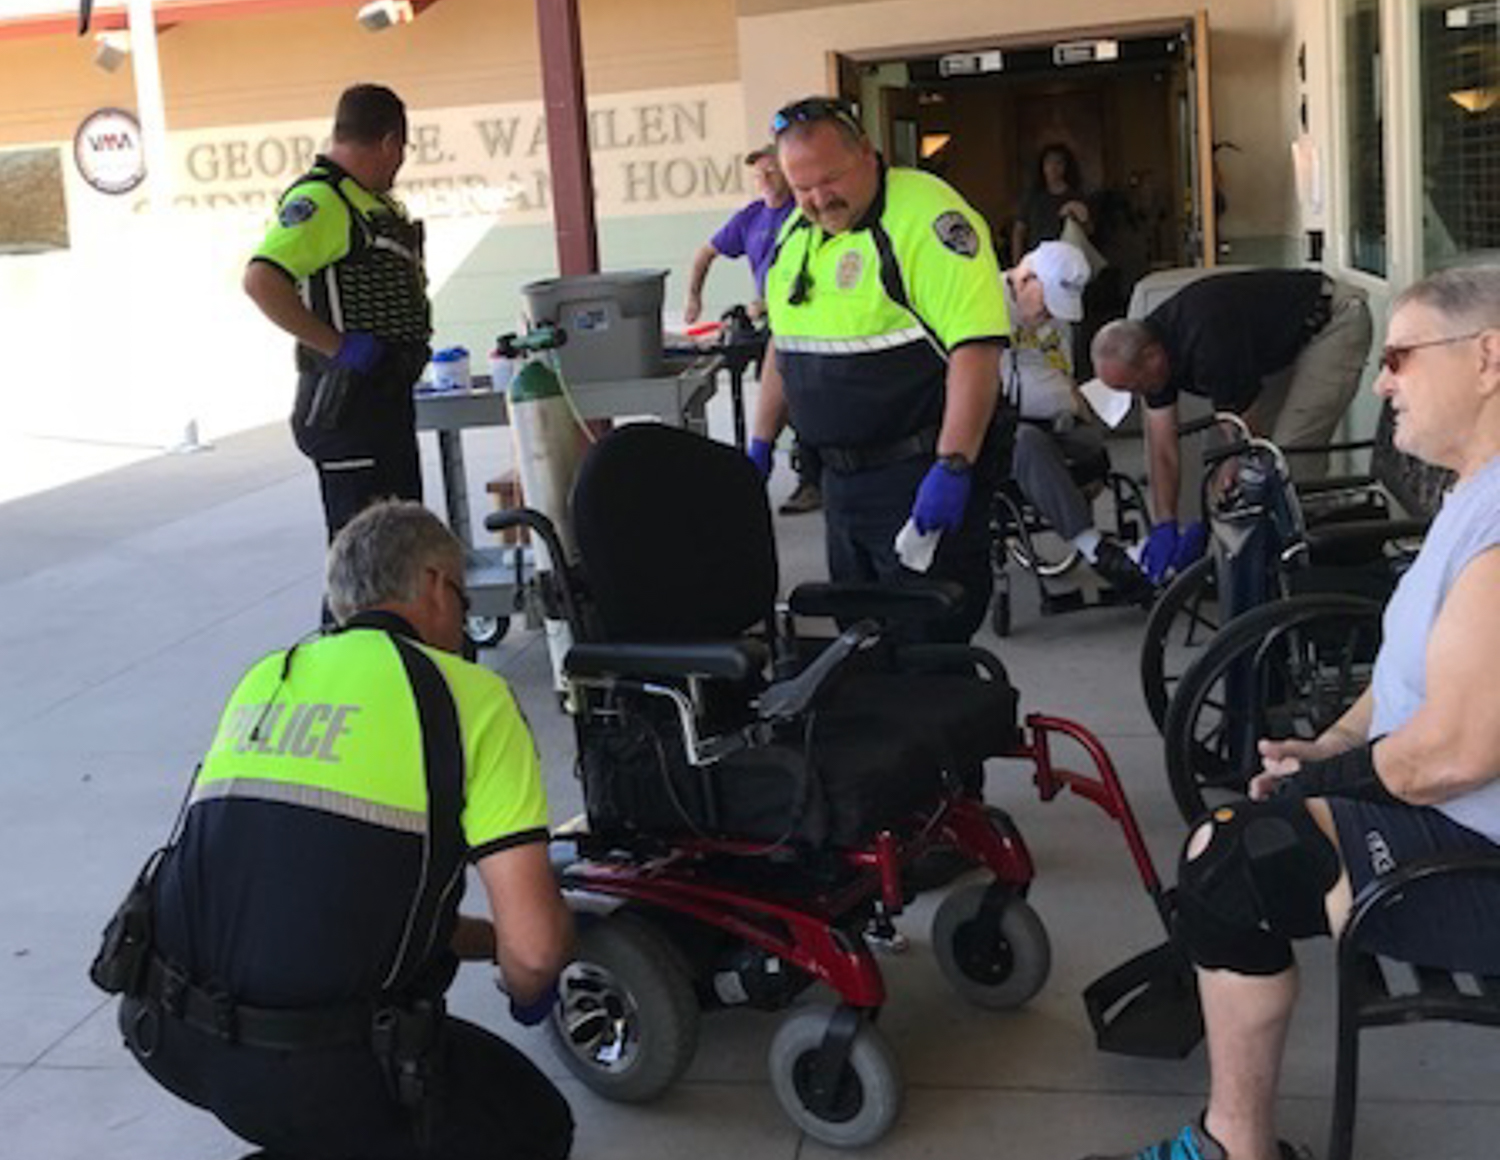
left=220, top=701, right=361, bottom=763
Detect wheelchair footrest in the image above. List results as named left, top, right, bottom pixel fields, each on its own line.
left=1040, top=589, right=1086, bottom=615
left=1084, top=940, right=1204, bottom=1059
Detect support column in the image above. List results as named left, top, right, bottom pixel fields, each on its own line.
left=536, top=0, right=599, bottom=276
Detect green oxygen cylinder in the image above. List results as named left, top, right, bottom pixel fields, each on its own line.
left=508, top=357, right=585, bottom=691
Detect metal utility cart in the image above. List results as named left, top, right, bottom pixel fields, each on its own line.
left=414, top=353, right=724, bottom=648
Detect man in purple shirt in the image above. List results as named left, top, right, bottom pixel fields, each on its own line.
left=684, top=148, right=821, bottom=514
left=684, top=146, right=794, bottom=322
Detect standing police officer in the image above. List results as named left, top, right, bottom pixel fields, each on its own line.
left=115, top=501, right=575, bottom=1160
left=750, top=97, right=1010, bottom=642
left=245, top=84, right=431, bottom=546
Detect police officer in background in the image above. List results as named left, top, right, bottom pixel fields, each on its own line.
left=244, top=84, right=431, bottom=546
left=750, top=97, right=1011, bottom=642
left=117, top=500, right=575, bottom=1160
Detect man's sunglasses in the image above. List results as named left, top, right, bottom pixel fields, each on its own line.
left=771, top=97, right=863, bottom=139
left=1379, top=331, right=1485, bottom=374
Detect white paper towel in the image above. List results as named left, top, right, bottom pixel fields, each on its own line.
left=895, top=519, right=942, bottom=573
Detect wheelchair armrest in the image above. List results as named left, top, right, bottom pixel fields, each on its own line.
left=891, top=642, right=1010, bottom=684
left=563, top=640, right=770, bottom=682
left=756, top=620, right=881, bottom=722
left=1305, top=517, right=1428, bottom=559
left=1341, top=850, right=1500, bottom=958
left=787, top=580, right=961, bottom=624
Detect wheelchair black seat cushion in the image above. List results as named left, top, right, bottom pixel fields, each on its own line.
left=583, top=692, right=965, bottom=849
left=572, top=423, right=778, bottom=641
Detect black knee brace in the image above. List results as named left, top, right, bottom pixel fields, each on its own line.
left=1174, top=797, right=1341, bottom=975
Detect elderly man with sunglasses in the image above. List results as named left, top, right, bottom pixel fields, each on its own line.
left=1088, top=268, right=1372, bottom=584
left=749, top=96, right=1010, bottom=642
left=1084, top=265, right=1500, bottom=1160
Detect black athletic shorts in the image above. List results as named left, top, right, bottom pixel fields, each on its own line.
left=1330, top=797, right=1500, bottom=974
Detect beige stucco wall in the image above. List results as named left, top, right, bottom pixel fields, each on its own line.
left=0, top=0, right=738, bottom=143
left=0, top=0, right=748, bottom=447
left=735, top=0, right=1301, bottom=251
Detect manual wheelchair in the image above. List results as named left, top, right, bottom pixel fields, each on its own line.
left=989, top=416, right=1152, bottom=636
left=489, top=422, right=1174, bottom=1147
left=1138, top=404, right=1436, bottom=737
left=1149, top=414, right=1441, bottom=822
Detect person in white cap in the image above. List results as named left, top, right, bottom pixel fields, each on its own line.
left=1002, top=241, right=1155, bottom=605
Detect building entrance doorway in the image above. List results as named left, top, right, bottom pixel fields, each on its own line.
left=829, top=15, right=1215, bottom=373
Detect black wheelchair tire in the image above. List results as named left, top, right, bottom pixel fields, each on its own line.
left=1140, top=555, right=1218, bottom=734
left=1161, top=593, right=1383, bottom=824
left=464, top=613, right=511, bottom=649
left=768, top=1004, right=902, bottom=1148
left=548, top=913, right=700, bottom=1103
left=931, top=884, right=1051, bottom=1010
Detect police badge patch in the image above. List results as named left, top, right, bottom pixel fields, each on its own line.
left=279, top=196, right=319, bottom=227
left=835, top=250, right=864, bottom=290
left=933, top=210, right=979, bottom=257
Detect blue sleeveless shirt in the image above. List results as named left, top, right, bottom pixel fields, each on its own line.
left=1371, top=452, right=1500, bottom=840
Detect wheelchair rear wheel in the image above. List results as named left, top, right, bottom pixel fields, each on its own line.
left=768, top=1004, right=902, bottom=1148
left=1139, top=555, right=1219, bottom=733
left=931, top=883, right=1051, bottom=1010
left=1162, top=593, right=1383, bottom=823
left=548, top=913, right=700, bottom=1103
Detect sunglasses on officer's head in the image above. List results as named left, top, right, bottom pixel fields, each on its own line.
left=771, top=97, right=864, bottom=140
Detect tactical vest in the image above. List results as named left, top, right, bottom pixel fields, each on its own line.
left=291, top=161, right=431, bottom=366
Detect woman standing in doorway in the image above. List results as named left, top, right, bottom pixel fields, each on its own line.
left=1012, top=141, right=1090, bottom=262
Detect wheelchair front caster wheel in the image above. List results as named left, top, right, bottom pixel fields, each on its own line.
left=768, top=1005, right=902, bottom=1148
left=464, top=614, right=510, bottom=649
left=991, top=592, right=1012, bottom=637
left=932, top=885, right=1050, bottom=1010
left=548, top=914, right=699, bottom=1103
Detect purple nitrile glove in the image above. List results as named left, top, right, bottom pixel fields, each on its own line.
left=509, top=979, right=559, bottom=1027
left=1172, top=520, right=1208, bottom=574
left=911, top=460, right=972, bottom=534
left=747, top=437, right=773, bottom=480
left=1141, top=521, right=1181, bottom=584
left=332, top=331, right=384, bottom=376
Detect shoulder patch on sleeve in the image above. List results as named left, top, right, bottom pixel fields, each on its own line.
left=933, top=210, right=979, bottom=258
left=278, top=195, right=319, bottom=227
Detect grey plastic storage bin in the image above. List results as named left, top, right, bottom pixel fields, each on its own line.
left=521, top=269, right=668, bottom=384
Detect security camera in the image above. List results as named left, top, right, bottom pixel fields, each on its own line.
left=356, top=0, right=413, bottom=31
left=93, top=31, right=129, bottom=72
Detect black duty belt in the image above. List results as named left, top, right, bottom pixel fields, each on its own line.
left=819, top=425, right=940, bottom=474
left=144, top=956, right=373, bottom=1050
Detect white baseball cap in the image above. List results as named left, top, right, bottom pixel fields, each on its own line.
left=1024, top=240, right=1092, bottom=322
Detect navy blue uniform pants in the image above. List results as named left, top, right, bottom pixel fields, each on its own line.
left=820, top=455, right=993, bottom=643
left=121, top=997, right=573, bottom=1160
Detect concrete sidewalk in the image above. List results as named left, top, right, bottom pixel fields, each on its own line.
left=0, top=407, right=1494, bottom=1160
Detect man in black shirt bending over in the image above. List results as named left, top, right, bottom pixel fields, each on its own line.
left=1089, top=268, right=1371, bottom=583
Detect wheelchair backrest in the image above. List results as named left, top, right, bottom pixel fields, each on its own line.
left=1371, top=400, right=1454, bottom=520
left=571, top=423, right=779, bottom=642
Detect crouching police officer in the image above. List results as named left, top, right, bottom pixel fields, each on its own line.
left=111, top=501, right=575, bottom=1160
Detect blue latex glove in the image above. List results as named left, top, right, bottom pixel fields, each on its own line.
left=911, top=460, right=972, bottom=534
left=509, top=980, right=559, bottom=1027
left=1141, top=521, right=1181, bottom=584
left=332, top=331, right=384, bottom=376
left=747, top=436, right=773, bottom=480
left=1172, top=520, right=1208, bottom=574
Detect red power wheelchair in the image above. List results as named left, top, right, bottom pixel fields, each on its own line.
left=489, top=423, right=1188, bottom=1148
